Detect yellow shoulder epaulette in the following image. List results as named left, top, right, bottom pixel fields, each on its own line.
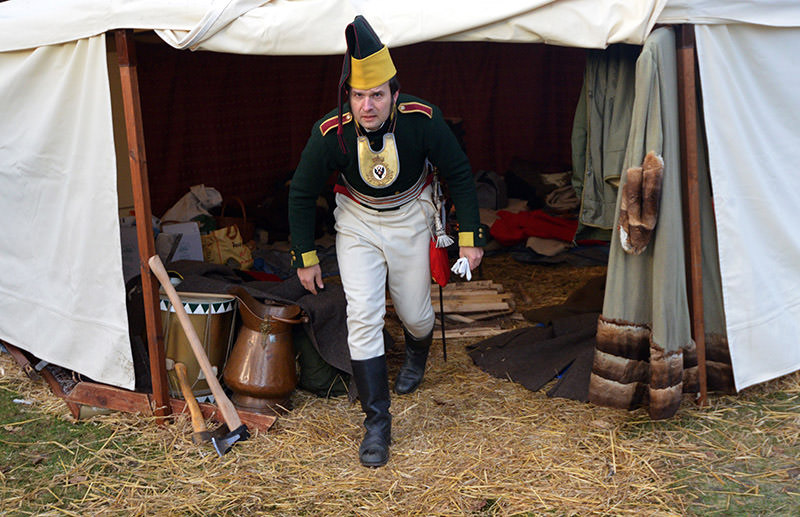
left=397, top=101, right=433, bottom=118
left=320, top=112, right=353, bottom=136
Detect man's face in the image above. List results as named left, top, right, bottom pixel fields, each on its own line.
left=349, top=82, right=398, bottom=132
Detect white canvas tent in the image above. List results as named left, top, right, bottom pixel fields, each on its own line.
left=1, top=0, right=799, bottom=417
left=660, top=6, right=800, bottom=391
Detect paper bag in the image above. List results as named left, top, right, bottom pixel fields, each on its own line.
left=201, top=224, right=254, bottom=270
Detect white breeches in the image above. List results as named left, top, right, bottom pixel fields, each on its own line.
left=334, top=186, right=436, bottom=361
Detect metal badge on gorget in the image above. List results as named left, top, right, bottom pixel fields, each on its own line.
left=357, top=133, right=400, bottom=188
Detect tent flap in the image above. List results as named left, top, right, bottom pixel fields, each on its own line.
left=0, top=36, right=134, bottom=389
left=696, top=24, right=800, bottom=390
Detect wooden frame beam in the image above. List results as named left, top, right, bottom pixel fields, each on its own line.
left=675, top=24, right=708, bottom=406
left=114, top=29, right=172, bottom=419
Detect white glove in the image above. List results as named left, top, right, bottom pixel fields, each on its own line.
left=451, top=257, right=472, bottom=281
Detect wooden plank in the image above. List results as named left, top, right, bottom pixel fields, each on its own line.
left=435, top=326, right=507, bottom=339
left=1, top=340, right=39, bottom=380
left=433, top=280, right=503, bottom=292
left=388, top=291, right=512, bottom=306
left=434, top=301, right=510, bottom=313
left=442, top=293, right=513, bottom=303
left=443, top=313, right=476, bottom=323
left=388, top=298, right=510, bottom=313
left=60, top=381, right=276, bottom=432
left=35, top=362, right=81, bottom=420
left=65, top=382, right=153, bottom=414
left=457, top=309, right=514, bottom=321
left=169, top=399, right=276, bottom=433
left=434, top=290, right=513, bottom=300
left=114, top=29, right=171, bottom=420
left=443, top=309, right=514, bottom=324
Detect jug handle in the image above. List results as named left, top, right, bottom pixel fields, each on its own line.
left=269, top=314, right=309, bottom=325
left=228, top=285, right=303, bottom=318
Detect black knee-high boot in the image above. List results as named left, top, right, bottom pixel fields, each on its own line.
left=351, top=356, right=391, bottom=467
left=394, top=328, right=432, bottom=395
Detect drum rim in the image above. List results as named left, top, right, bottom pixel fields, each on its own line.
left=159, top=291, right=237, bottom=313
left=159, top=290, right=236, bottom=301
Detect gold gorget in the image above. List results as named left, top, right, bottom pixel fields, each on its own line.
left=357, top=133, right=400, bottom=188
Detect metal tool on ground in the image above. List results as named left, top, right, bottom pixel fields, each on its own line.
left=173, top=361, right=212, bottom=444
left=148, top=255, right=249, bottom=456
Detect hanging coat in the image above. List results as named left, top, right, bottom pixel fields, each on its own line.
left=571, top=44, right=639, bottom=236
left=588, top=27, right=734, bottom=420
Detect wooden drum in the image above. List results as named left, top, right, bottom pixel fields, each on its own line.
left=160, top=293, right=237, bottom=399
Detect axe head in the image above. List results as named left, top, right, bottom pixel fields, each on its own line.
left=191, top=430, right=212, bottom=445
left=209, top=423, right=230, bottom=440
left=191, top=424, right=228, bottom=447
left=211, top=424, right=250, bottom=456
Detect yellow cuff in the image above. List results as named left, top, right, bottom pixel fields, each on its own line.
left=458, top=224, right=489, bottom=247
left=290, top=249, right=319, bottom=268
left=302, top=251, right=320, bottom=267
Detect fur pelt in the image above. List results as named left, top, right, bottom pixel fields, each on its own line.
left=648, top=383, right=683, bottom=420
left=590, top=316, right=690, bottom=419
left=618, top=151, right=664, bottom=255
left=588, top=373, right=646, bottom=410
left=589, top=317, right=652, bottom=411
left=648, top=341, right=684, bottom=419
left=682, top=333, right=736, bottom=394
left=595, top=317, right=651, bottom=360
left=590, top=316, right=736, bottom=418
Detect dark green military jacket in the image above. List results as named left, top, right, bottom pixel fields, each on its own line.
left=288, top=93, right=486, bottom=268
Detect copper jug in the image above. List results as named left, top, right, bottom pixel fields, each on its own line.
left=223, top=286, right=306, bottom=414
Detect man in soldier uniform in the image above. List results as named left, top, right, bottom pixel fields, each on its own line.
left=288, top=16, right=486, bottom=467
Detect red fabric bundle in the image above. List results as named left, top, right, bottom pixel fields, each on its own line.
left=430, top=238, right=451, bottom=287
left=489, top=209, right=578, bottom=247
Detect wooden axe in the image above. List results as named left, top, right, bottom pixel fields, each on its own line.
left=173, top=362, right=212, bottom=444
left=148, top=255, right=249, bottom=455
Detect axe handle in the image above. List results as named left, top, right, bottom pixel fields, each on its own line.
left=148, top=255, right=243, bottom=432
left=173, top=362, right=208, bottom=435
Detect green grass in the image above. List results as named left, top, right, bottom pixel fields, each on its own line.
left=0, top=385, right=122, bottom=515
left=619, top=390, right=800, bottom=516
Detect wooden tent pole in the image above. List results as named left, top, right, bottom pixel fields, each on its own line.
left=675, top=25, right=707, bottom=406
left=114, top=29, right=171, bottom=420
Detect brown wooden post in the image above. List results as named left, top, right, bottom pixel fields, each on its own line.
left=675, top=24, right=707, bottom=406
left=114, top=29, right=171, bottom=419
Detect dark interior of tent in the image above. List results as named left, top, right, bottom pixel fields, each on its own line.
left=130, top=35, right=587, bottom=220
left=4, top=28, right=726, bottom=432
left=109, top=33, right=627, bottom=409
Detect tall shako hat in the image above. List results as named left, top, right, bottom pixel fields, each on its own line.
left=336, top=15, right=397, bottom=151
